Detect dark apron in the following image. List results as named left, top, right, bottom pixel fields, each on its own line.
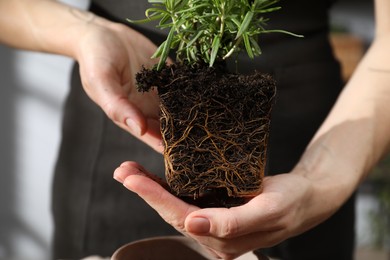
left=51, top=1, right=355, bottom=259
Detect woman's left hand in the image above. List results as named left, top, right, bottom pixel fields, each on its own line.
left=113, top=161, right=331, bottom=260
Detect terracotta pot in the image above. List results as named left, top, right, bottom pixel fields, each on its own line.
left=111, top=236, right=266, bottom=260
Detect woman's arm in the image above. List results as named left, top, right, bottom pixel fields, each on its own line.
left=0, top=0, right=95, bottom=57
left=294, top=0, right=390, bottom=222
left=0, top=0, right=164, bottom=152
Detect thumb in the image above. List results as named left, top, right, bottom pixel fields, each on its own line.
left=185, top=208, right=243, bottom=238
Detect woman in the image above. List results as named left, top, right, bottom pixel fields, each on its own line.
left=1, top=0, right=389, bottom=259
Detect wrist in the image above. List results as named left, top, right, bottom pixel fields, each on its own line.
left=34, top=4, right=111, bottom=59
left=293, top=130, right=364, bottom=211
left=0, top=0, right=115, bottom=59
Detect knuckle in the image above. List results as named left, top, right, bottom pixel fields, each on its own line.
left=168, top=218, right=186, bottom=233
left=163, top=211, right=186, bottom=233
left=102, top=101, right=118, bottom=121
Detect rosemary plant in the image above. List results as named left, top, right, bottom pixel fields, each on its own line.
left=130, top=0, right=300, bottom=69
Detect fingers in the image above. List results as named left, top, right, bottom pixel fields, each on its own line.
left=76, top=23, right=164, bottom=151
left=114, top=161, right=169, bottom=189
left=99, top=85, right=163, bottom=152
left=103, top=94, right=163, bottom=153
left=81, top=64, right=145, bottom=133
left=138, top=118, right=164, bottom=153
left=113, top=161, right=199, bottom=233
left=101, top=94, right=145, bottom=135
left=80, top=64, right=163, bottom=152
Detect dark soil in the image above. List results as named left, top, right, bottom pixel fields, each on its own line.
left=136, top=63, right=276, bottom=207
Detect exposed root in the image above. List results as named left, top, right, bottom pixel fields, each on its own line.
left=136, top=64, right=276, bottom=207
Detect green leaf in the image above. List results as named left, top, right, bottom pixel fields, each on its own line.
left=262, top=29, right=304, bottom=38
left=210, top=35, right=221, bottom=67
left=145, top=7, right=169, bottom=17
left=253, top=0, right=279, bottom=8
left=176, top=3, right=209, bottom=14
left=249, top=36, right=262, bottom=56
left=235, top=11, right=253, bottom=40
left=151, top=41, right=165, bottom=59
left=156, top=26, right=175, bottom=70
left=253, top=7, right=281, bottom=14
left=132, top=0, right=301, bottom=68
left=243, top=33, right=254, bottom=59
left=187, top=30, right=204, bottom=47
left=158, top=13, right=172, bottom=26
left=126, top=14, right=164, bottom=24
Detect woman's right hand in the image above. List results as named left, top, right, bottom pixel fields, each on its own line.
left=0, top=0, right=165, bottom=152
left=74, top=13, right=164, bottom=152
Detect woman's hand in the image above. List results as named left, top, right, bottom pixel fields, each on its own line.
left=74, top=17, right=164, bottom=152
left=113, top=161, right=337, bottom=260
left=0, top=1, right=165, bottom=152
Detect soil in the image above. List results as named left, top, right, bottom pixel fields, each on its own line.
left=136, top=63, right=276, bottom=207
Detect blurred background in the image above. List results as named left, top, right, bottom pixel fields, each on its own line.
left=0, top=0, right=388, bottom=259
left=0, top=1, right=88, bottom=259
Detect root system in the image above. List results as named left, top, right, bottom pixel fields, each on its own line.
left=136, top=64, right=276, bottom=207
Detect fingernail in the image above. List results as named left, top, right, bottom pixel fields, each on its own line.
left=187, top=217, right=210, bottom=235
left=126, top=118, right=141, bottom=136
left=113, top=170, right=124, bottom=183
left=113, top=174, right=123, bottom=183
